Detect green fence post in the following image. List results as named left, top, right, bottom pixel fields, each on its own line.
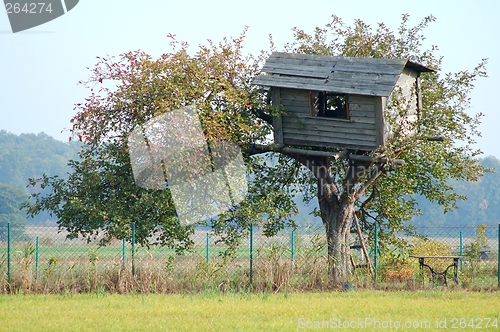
left=205, top=232, right=209, bottom=264
left=249, top=224, right=253, bottom=286
left=374, top=222, right=378, bottom=284
left=7, top=222, right=11, bottom=283
left=291, top=230, right=295, bottom=263
left=122, top=238, right=126, bottom=266
left=131, top=222, right=136, bottom=276
left=497, top=223, right=499, bottom=288
left=35, top=236, right=39, bottom=280
left=459, top=231, right=463, bottom=271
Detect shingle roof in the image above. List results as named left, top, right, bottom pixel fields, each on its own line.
left=253, top=52, right=434, bottom=97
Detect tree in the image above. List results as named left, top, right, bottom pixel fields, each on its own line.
left=269, top=14, right=487, bottom=283
left=24, top=15, right=487, bottom=285
left=24, top=31, right=295, bottom=249
left=0, top=183, right=28, bottom=241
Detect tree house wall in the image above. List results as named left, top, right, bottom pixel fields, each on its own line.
left=274, top=88, right=381, bottom=151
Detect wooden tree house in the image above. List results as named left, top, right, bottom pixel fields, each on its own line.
left=253, top=52, right=434, bottom=153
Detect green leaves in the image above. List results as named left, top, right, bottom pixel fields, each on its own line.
left=23, top=29, right=286, bottom=251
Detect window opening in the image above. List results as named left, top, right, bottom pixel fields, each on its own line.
left=311, top=92, right=349, bottom=119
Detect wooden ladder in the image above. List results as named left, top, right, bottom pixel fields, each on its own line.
left=350, top=210, right=374, bottom=277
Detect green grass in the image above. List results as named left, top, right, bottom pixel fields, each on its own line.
left=0, top=291, right=499, bottom=331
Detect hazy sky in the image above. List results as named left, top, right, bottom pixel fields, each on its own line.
left=1, top=0, right=499, bottom=156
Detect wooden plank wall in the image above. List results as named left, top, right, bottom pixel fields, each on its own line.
left=278, top=88, right=379, bottom=151
left=383, top=68, right=418, bottom=141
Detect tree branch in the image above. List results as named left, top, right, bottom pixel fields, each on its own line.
left=244, top=144, right=349, bottom=160
left=254, top=108, right=273, bottom=125
left=355, top=163, right=384, bottom=198
left=359, top=185, right=377, bottom=212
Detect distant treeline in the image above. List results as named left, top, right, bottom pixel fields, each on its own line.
left=0, top=130, right=81, bottom=224
left=414, top=155, right=500, bottom=229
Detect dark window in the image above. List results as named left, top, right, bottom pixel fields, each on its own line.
left=310, top=92, right=349, bottom=119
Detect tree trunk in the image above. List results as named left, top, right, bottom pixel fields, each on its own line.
left=318, top=179, right=354, bottom=286
left=298, top=156, right=365, bottom=286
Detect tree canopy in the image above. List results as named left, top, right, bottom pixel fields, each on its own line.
left=24, top=31, right=297, bottom=247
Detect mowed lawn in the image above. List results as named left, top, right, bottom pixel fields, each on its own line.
left=0, top=291, right=499, bottom=331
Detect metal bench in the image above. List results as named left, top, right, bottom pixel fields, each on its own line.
left=410, top=255, right=461, bottom=286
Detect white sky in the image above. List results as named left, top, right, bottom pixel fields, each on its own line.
left=1, top=0, right=499, bottom=156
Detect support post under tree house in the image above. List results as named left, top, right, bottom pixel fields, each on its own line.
left=253, top=52, right=434, bottom=153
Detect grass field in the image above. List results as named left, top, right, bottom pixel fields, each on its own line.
left=0, top=291, right=499, bottom=331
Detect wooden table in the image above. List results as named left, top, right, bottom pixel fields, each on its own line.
left=410, top=255, right=461, bottom=286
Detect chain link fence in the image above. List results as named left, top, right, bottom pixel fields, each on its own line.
left=0, top=222, right=498, bottom=293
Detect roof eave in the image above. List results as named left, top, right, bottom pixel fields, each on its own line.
left=405, top=60, right=435, bottom=73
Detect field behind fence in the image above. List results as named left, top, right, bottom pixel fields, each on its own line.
left=0, top=223, right=499, bottom=294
